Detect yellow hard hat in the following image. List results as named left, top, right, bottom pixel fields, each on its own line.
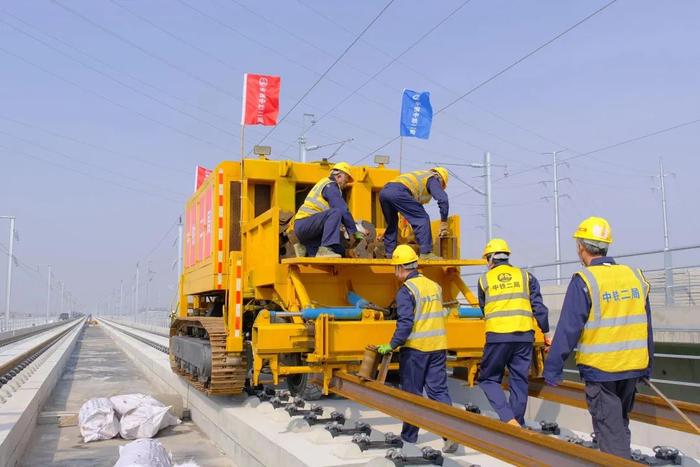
left=432, top=167, right=448, bottom=188
left=331, top=161, right=353, bottom=181
left=573, top=216, right=612, bottom=244
left=391, top=245, right=419, bottom=265
left=482, top=238, right=511, bottom=258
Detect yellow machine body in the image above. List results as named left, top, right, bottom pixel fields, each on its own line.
left=174, top=157, right=544, bottom=395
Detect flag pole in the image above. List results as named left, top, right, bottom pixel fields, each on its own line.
left=399, top=136, right=403, bottom=172
left=240, top=125, right=245, bottom=158
left=241, top=72, right=247, bottom=159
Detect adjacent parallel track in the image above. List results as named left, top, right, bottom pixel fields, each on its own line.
left=0, top=319, right=79, bottom=349
left=100, top=319, right=169, bottom=354
left=527, top=378, right=700, bottom=435
left=0, top=320, right=82, bottom=385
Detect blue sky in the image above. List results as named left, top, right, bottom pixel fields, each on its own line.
left=1, top=0, right=699, bottom=315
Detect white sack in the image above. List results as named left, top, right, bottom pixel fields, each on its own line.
left=120, top=404, right=181, bottom=439
left=110, top=393, right=165, bottom=416
left=78, top=397, right=120, bottom=443
left=114, top=439, right=173, bottom=467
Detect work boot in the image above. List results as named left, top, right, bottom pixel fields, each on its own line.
left=292, top=243, right=306, bottom=257
left=315, top=246, right=341, bottom=258
left=442, top=439, right=458, bottom=454
left=506, top=419, right=521, bottom=427
left=419, top=252, right=442, bottom=260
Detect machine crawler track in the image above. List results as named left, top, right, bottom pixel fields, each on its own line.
left=170, top=317, right=247, bottom=395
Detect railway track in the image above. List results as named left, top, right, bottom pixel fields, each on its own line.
left=102, top=319, right=700, bottom=466
left=99, top=318, right=169, bottom=353
left=102, top=319, right=700, bottom=434
left=328, top=372, right=639, bottom=466
left=0, top=320, right=83, bottom=391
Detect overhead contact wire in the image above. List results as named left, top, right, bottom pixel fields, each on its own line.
left=353, top=0, right=620, bottom=164
left=255, top=0, right=396, bottom=145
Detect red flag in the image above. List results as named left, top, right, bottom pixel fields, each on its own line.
left=241, top=73, right=281, bottom=126
left=195, top=165, right=212, bottom=191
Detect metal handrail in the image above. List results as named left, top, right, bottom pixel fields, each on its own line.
left=460, top=244, right=700, bottom=277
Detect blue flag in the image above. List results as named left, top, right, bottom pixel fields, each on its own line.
left=400, top=89, right=432, bottom=139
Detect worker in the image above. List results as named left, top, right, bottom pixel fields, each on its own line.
left=379, top=167, right=450, bottom=260
left=376, top=245, right=458, bottom=453
left=544, top=217, right=653, bottom=459
left=477, top=238, right=551, bottom=427
left=292, top=162, right=364, bottom=258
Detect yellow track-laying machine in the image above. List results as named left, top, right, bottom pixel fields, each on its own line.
left=170, top=153, right=545, bottom=398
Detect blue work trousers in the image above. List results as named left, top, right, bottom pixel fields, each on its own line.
left=584, top=378, right=638, bottom=458
left=399, top=348, right=452, bottom=443
left=294, top=208, right=344, bottom=256
left=477, top=342, right=532, bottom=425
left=379, top=183, right=432, bottom=257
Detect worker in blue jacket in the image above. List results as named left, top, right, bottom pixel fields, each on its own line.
left=375, top=245, right=457, bottom=453
left=544, top=217, right=653, bottom=459
left=477, top=238, right=551, bottom=427
left=380, top=167, right=450, bottom=260
left=292, top=162, right=364, bottom=258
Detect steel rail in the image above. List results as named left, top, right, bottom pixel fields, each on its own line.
left=329, top=372, right=638, bottom=466
left=527, top=379, right=700, bottom=434
left=98, top=319, right=169, bottom=354
left=0, top=320, right=82, bottom=382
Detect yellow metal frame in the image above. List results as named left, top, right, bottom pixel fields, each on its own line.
left=251, top=255, right=496, bottom=393
left=281, top=258, right=485, bottom=267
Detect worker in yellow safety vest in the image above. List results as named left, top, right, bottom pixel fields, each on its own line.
left=379, top=167, right=450, bottom=260
left=375, top=245, right=458, bottom=454
left=544, top=217, right=653, bottom=458
left=477, top=238, right=551, bottom=427
left=292, top=162, right=364, bottom=258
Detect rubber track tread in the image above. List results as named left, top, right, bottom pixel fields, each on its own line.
left=170, top=317, right=246, bottom=395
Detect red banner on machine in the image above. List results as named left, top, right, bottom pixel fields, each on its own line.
left=196, top=185, right=213, bottom=263
left=185, top=204, right=196, bottom=268
left=195, top=165, right=212, bottom=191
left=241, top=73, right=281, bottom=126
left=185, top=185, right=213, bottom=268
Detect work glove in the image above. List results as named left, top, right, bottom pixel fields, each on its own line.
left=439, top=221, right=450, bottom=237
left=376, top=343, right=393, bottom=355
left=355, top=222, right=369, bottom=236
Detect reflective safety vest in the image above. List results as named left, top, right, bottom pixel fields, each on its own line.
left=294, top=178, right=334, bottom=222
left=479, top=265, right=534, bottom=334
left=391, top=170, right=437, bottom=205
left=575, top=264, right=650, bottom=373
left=402, top=275, right=448, bottom=351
